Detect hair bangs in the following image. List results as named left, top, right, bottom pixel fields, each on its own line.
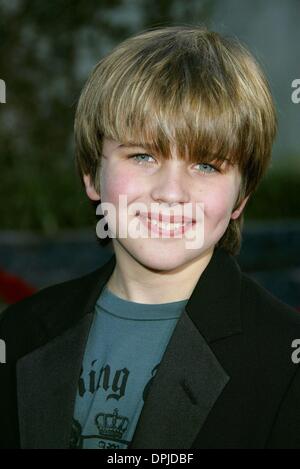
left=96, top=56, right=251, bottom=171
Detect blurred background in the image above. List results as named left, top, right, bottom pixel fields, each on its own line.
left=0, top=0, right=299, bottom=312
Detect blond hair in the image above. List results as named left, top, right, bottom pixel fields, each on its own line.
left=74, top=25, right=277, bottom=255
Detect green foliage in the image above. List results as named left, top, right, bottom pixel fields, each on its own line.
left=0, top=151, right=93, bottom=234
left=245, top=167, right=300, bottom=220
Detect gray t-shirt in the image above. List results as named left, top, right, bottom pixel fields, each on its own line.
left=70, top=285, right=188, bottom=449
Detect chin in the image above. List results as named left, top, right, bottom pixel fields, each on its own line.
left=132, top=248, right=201, bottom=273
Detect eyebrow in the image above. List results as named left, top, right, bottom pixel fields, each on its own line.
left=116, top=143, right=154, bottom=149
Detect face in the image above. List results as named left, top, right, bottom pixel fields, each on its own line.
left=84, top=138, right=248, bottom=272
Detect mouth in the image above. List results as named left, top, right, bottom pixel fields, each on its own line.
left=137, top=212, right=196, bottom=237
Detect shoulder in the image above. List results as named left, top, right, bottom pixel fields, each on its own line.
left=239, top=271, right=300, bottom=370
left=1, top=266, right=100, bottom=323
left=240, top=271, right=300, bottom=328
left=0, top=266, right=104, bottom=360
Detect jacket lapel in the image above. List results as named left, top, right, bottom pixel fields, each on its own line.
left=129, top=310, right=230, bottom=449
left=16, top=247, right=243, bottom=449
left=16, top=313, right=94, bottom=449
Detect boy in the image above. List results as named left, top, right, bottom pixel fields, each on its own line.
left=1, top=25, right=300, bottom=449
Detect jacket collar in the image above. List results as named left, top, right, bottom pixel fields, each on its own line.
left=186, top=246, right=242, bottom=342
left=16, top=247, right=243, bottom=448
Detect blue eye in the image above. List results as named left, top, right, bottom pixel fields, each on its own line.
left=129, top=154, right=219, bottom=173
left=130, top=154, right=155, bottom=164
left=195, top=163, right=217, bottom=173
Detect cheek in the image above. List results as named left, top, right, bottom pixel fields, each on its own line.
left=100, top=165, right=139, bottom=206
left=202, top=181, right=237, bottom=221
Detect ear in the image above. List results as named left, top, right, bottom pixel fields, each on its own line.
left=231, top=195, right=250, bottom=220
left=83, top=174, right=101, bottom=201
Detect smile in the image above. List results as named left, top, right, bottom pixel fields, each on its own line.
left=138, top=215, right=195, bottom=237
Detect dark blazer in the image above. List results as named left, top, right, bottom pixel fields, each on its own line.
left=1, top=247, right=300, bottom=449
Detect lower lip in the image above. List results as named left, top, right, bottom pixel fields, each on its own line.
left=138, top=216, right=195, bottom=237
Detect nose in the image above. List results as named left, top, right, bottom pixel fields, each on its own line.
left=150, top=161, right=190, bottom=206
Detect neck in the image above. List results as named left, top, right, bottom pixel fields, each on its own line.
left=106, top=242, right=215, bottom=304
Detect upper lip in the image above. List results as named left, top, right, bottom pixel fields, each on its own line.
left=138, top=212, right=195, bottom=224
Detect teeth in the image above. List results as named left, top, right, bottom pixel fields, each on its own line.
left=148, top=218, right=187, bottom=231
